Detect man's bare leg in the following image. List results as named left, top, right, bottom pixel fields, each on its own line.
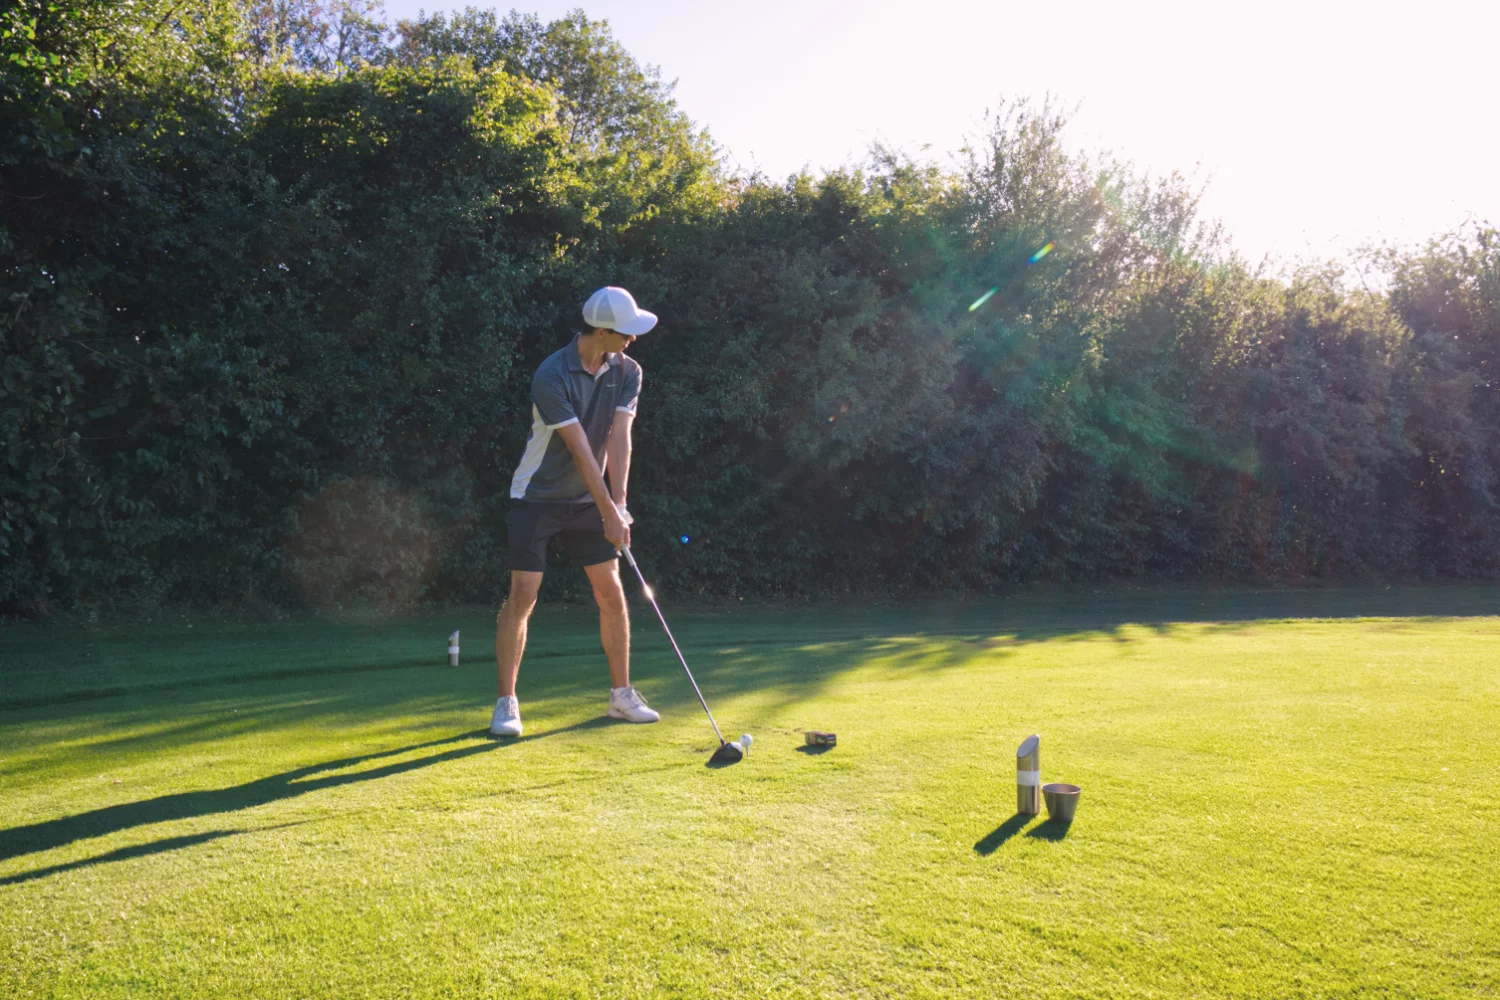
left=584, top=560, right=629, bottom=689
left=496, top=570, right=544, bottom=697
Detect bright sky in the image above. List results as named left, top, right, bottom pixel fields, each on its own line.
left=385, top=0, right=1498, bottom=266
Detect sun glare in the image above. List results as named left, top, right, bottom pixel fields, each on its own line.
left=968, top=286, right=999, bottom=312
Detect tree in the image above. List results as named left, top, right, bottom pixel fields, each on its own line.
left=394, top=7, right=674, bottom=148
left=242, top=0, right=387, bottom=73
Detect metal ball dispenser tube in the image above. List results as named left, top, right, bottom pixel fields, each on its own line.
left=1017, top=734, right=1041, bottom=815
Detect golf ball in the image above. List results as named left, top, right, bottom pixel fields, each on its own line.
left=740, top=734, right=753, bottom=750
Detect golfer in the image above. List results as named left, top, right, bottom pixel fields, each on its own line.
left=490, top=286, right=661, bottom=737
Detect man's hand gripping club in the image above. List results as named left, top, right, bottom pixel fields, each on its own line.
left=555, top=421, right=631, bottom=549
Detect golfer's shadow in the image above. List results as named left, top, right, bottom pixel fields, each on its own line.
left=974, top=813, right=1072, bottom=854
left=1, top=719, right=602, bottom=866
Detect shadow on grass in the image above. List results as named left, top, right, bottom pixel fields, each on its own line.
left=974, top=814, right=1034, bottom=855
left=670, top=586, right=1500, bottom=713
left=1025, top=818, right=1073, bottom=841
left=8, top=584, right=1498, bottom=711
left=0, top=720, right=610, bottom=865
left=3, top=584, right=1495, bottom=852
left=0, top=823, right=306, bottom=887
left=974, top=813, right=1075, bottom=854
left=0, top=829, right=245, bottom=887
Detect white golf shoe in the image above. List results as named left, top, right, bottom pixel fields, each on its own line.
left=607, top=685, right=660, bottom=723
left=489, top=695, right=523, bottom=737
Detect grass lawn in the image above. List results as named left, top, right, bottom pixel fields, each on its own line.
left=2, top=586, right=1497, bottom=998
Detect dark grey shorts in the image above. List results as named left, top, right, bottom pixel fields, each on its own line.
left=506, top=501, right=619, bottom=573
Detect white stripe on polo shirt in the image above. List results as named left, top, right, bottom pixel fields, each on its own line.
left=510, top=406, right=579, bottom=499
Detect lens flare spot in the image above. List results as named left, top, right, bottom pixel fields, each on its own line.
left=968, top=286, right=999, bottom=312
left=1028, top=243, right=1054, bottom=265
left=828, top=415, right=836, bottom=422
left=680, top=535, right=691, bottom=545
left=643, top=585, right=655, bottom=600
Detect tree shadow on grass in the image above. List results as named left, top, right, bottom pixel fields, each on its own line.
left=9, top=585, right=1495, bottom=731
left=675, top=584, right=1500, bottom=694
left=5, top=585, right=1493, bottom=855
left=0, top=719, right=609, bottom=866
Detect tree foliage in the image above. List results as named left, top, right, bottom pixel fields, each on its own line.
left=3, top=1, right=1496, bottom=615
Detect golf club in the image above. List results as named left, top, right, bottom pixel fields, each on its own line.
left=619, top=544, right=744, bottom=765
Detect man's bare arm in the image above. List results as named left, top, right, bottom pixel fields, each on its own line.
left=605, top=410, right=634, bottom=507
left=556, top=422, right=629, bottom=548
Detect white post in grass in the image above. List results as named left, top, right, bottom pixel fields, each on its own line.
left=1017, top=734, right=1041, bottom=815
left=448, top=630, right=460, bottom=668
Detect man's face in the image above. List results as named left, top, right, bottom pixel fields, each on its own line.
left=604, top=331, right=637, bottom=353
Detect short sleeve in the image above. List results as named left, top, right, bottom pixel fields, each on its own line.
left=615, top=364, right=641, bottom=416
left=532, top=368, right=577, bottom=428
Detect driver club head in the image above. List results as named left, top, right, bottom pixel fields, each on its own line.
left=708, top=740, right=744, bottom=766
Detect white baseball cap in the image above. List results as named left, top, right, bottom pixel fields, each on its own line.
left=582, top=286, right=658, bottom=336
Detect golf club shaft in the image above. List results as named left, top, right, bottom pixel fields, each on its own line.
left=620, top=544, right=726, bottom=745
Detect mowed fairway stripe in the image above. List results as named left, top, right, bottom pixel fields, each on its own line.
left=1, top=602, right=1497, bottom=998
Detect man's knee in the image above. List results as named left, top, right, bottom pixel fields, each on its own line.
left=589, top=574, right=627, bottom=615
left=498, top=596, right=537, bottom=627
left=500, top=575, right=542, bottom=622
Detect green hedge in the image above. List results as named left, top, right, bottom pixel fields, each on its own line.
left=3, top=2, right=1496, bottom=615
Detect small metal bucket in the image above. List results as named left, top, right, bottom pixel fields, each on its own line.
left=1042, top=783, right=1080, bottom=823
